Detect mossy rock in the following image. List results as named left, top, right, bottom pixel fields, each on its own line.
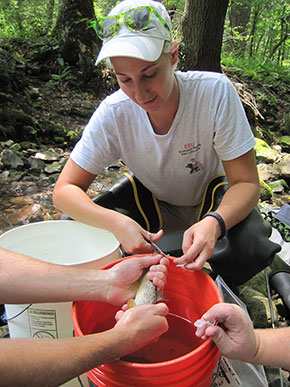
left=276, top=136, right=290, bottom=153
left=40, top=120, right=67, bottom=136
left=268, top=179, right=289, bottom=192
left=0, top=108, right=34, bottom=127
left=254, top=138, right=279, bottom=163
left=259, top=178, right=273, bottom=201
left=19, top=141, right=38, bottom=150
left=0, top=108, right=36, bottom=141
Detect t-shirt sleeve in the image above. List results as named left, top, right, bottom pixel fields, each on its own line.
left=70, top=100, right=121, bottom=175
left=212, top=76, right=256, bottom=161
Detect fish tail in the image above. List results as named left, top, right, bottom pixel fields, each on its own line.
left=127, top=299, right=137, bottom=309
left=157, top=288, right=167, bottom=302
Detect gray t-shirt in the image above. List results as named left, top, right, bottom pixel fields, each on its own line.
left=71, top=71, right=255, bottom=206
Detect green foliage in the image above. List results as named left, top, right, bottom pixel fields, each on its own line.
left=1, top=0, right=289, bottom=67
left=283, top=114, right=290, bottom=136
left=66, top=130, right=81, bottom=142
left=0, top=0, right=60, bottom=38
left=94, top=0, right=118, bottom=17
left=51, top=66, right=73, bottom=81
left=222, top=51, right=289, bottom=141
left=221, top=52, right=290, bottom=87
left=225, top=0, right=290, bottom=65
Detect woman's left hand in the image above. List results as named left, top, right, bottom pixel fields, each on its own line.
left=173, top=216, right=221, bottom=270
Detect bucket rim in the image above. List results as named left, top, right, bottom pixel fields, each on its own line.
left=0, top=219, right=119, bottom=234
left=0, top=220, right=121, bottom=265
left=87, top=346, right=220, bottom=384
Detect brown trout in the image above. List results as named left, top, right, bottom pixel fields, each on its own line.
left=127, top=268, right=164, bottom=308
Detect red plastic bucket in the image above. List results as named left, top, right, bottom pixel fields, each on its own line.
left=72, top=256, right=223, bottom=386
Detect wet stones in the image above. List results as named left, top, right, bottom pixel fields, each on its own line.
left=0, top=140, right=68, bottom=182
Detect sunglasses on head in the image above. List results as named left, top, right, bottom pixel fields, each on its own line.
left=92, top=6, right=171, bottom=41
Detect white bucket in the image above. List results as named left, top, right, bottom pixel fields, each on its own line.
left=0, top=220, right=121, bottom=339
left=0, top=220, right=121, bottom=386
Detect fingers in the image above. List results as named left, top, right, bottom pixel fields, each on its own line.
left=182, top=229, right=192, bottom=254
left=149, top=256, right=169, bottom=268
left=136, top=255, right=169, bottom=272
left=204, top=325, right=228, bottom=345
left=149, top=229, right=164, bottom=242
left=115, top=310, right=124, bottom=322
left=115, top=303, right=129, bottom=322
left=173, top=237, right=214, bottom=271
left=115, top=303, right=169, bottom=325
left=147, top=256, right=169, bottom=288
left=173, top=250, right=206, bottom=271
left=132, top=237, right=155, bottom=254
left=124, top=228, right=164, bottom=255
left=196, top=303, right=258, bottom=362
left=154, top=302, right=169, bottom=316
left=202, top=303, right=244, bottom=325
left=139, top=229, right=164, bottom=254
left=147, top=267, right=168, bottom=289
left=150, top=274, right=166, bottom=289
left=137, top=254, right=164, bottom=268
left=179, top=253, right=205, bottom=271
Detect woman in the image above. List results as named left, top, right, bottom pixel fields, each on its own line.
left=53, top=0, right=260, bottom=271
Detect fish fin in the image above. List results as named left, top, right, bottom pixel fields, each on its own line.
left=156, top=288, right=167, bottom=302
left=127, top=299, right=136, bottom=309
left=133, top=281, right=140, bottom=291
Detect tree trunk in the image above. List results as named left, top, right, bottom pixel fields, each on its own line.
left=46, top=0, right=55, bottom=33
left=249, top=8, right=259, bottom=57
left=52, top=0, right=101, bottom=83
left=179, top=0, right=229, bottom=72
left=229, top=0, right=252, bottom=56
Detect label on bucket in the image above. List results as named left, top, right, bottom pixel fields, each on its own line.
left=212, top=357, right=242, bottom=386
left=28, top=308, right=58, bottom=339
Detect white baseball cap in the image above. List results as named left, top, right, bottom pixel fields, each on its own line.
left=95, top=0, right=172, bottom=65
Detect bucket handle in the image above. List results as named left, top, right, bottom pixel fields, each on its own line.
left=2, top=304, right=32, bottom=322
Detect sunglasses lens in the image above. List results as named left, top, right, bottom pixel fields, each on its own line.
left=96, top=17, right=118, bottom=39
left=124, top=8, right=150, bottom=30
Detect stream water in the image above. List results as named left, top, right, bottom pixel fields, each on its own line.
left=0, top=167, right=126, bottom=236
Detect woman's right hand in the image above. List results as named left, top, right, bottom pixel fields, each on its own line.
left=112, top=213, right=163, bottom=254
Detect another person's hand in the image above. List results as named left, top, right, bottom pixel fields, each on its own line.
left=195, top=303, right=259, bottom=363
left=111, top=214, right=163, bottom=255
left=105, top=255, right=169, bottom=305
left=113, top=303, right=169, bottom=355
left=173, top=216, right=219, bottom=270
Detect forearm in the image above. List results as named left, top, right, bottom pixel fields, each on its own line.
left=252, top=328, right=290, bottom=371
left=53, top=182, right=121, bottom=232
left=0, top=330, right=129, bottom=387
left=219, top=150, right=260, bottom=230
left=0, top=248, right=110, bottom=304
left=216, top=181, right=260, bottom=230
left=54, top=182, right=150, bottom=255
